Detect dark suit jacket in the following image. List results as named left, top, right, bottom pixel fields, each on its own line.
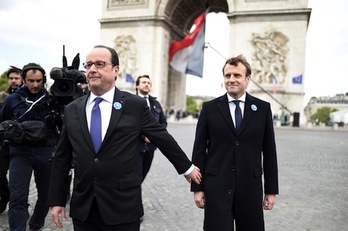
left=191, top=93, right=278, bottom=231
left=47, top=87, right=191, bottom=225
left=139, top=95, right=167, bottom=151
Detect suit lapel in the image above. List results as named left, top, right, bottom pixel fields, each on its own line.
left=101, top=88, right=125, bottom=148
left=76, top=94, right=94, bottom=151
left=239, top=93, right=255, bottom=133
left=217, top=93, right=256, bottom=134
left=217, top=94, right=235, bottom=132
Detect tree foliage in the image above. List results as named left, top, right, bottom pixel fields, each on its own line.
left=186, top=95, right=210, bottom=114
left=310, top=107, right=338, bottom=124
left=186, top=95, right=198, bottom=113
left=0, top=71, right=8, bottom=91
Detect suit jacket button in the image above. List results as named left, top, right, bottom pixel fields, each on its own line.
left=235, top=141, right=239, bottom=145
left=231, top=168, right=236, bottom=172
left=228, top=189, right=233, bottom=195
left=94, top=158, right=99, bottom=163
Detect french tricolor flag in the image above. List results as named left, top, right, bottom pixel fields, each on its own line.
left=169, top=10, right=208, bottom=78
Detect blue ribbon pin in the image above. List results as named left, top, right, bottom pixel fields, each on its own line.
left=113, top=102, right=122, bottom=110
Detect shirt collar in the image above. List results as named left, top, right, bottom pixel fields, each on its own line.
left=138, top=93, right=149, bottom=98
left=227, top=93, right=246, bottom=103
left=89, top=87, right=115, bottom=105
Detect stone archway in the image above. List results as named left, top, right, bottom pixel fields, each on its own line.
left=99, top=0, right=229, bottom=111
left=99, top=0, right=311, bottom=122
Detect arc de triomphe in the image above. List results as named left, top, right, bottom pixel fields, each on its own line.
left=99, top=0, right=311, bottom=123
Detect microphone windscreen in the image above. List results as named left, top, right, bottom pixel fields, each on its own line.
left=50, top=67, right=63, bottom=80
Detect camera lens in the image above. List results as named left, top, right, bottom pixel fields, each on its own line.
left=58, top=81, right=71, bottom=93
left=51, top=79, right=75, bottom=97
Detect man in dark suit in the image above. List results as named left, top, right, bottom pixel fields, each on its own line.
left=135, top=75, right=167, bottom=182
left=191, top=55, right=278, bottom=231
left=47, top=45, right=201, bottom=231
left=0, top=66, right=23, bottom=214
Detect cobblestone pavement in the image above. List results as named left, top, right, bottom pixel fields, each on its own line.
left=0, top=123, right=347, bottom=231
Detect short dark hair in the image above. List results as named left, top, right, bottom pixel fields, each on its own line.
left=21, top=63, right=46, bottom=82
left=222, top=55, right=252, bottom=77
left=135, top=75, right=150, bottom=93
left=6, top=66, right=21, bottom=79
left=135, top=75, right=150, bottom=86
left=93, top=45, right=119, bottom=67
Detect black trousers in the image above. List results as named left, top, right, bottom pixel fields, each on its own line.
left=73, top=198, right=140, bottom=231
left=140, top=150, right=154, bottom=182
left=0, top=146, right=10, bottom=202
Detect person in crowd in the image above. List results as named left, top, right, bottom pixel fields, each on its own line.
left=135, top=75, right=167, bottom=182
left=5, top=66, right=23, bottom=94
left=0, top=63, right=61, bottom=231
left=77, top=71, right=90, bottom=96
left=191, top=55, right=279, bottom=231
left=0, top=66, right=23, bottom=214
left=79, top=82, right=90, bottom=95
left=47, top=45, right=201, bottom=231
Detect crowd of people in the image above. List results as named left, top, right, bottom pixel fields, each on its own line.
left=0, top=46, right=278, bottom=231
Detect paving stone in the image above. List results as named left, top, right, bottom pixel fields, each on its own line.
left=0, top=123, right=347, bottom=230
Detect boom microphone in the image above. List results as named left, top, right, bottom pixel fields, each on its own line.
left=50, top=67, right=63, bottom=80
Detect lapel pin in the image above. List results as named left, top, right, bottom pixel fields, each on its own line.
left=251, top=104, right=257, bottom=111
left=113, top=102, right=122, bottom=110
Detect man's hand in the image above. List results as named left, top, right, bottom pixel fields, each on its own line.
left=185, top=165, right=201, bottom=184
left=51, top=206, right=66, bottom=229
left=194, top=191, right=205, bottom=208
left=263, top=194, right=276, bottom=210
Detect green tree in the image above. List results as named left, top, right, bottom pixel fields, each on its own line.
left=0, top=71, right=9, bottom=91
left=186, top=95, right=197, bottom=113
left=310, top=107, right=338, bottom=124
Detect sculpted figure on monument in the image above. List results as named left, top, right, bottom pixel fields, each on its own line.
left=251, top=29, right=289, bottom=85
left=110, top=0, right=144, bottom=6
left=114, top=35, right=137, bottom=79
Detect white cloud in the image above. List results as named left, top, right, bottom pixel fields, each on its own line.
left=187, top=1, right=348, bottom=104
left=304, top=0, right=348, bottom=103
left=0, top=0, right=102, bottom=73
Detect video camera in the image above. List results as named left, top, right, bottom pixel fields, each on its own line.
left=49, top=46, right=87, bottom=107
left=0, top=46, right=87, bottom=146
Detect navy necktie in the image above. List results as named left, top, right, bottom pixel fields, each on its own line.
left=233, top=100, right=242, bottom=131
left=144, top=96, right=150, bottom=108
left=90, top=97, right=103, bottom=153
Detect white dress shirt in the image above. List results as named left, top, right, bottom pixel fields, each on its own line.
left=138, top=93, right=150, bottom=107
left=227, top=93, right=246, bottom=125
left=86, top=87, right=115, bottom=141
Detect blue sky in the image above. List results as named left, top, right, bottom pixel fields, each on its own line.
left=0, top=0, right=347, bottom=105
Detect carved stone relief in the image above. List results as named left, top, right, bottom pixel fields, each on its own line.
left=114, top=35, right=137, bottom=79
left=109, top=0, right=146, bottom=7
left=251, top=29, right=289, bottom=84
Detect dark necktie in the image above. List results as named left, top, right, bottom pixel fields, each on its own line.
left=233, top=100, right=242, bottom=131
left=90, top=97, right=103, bottom=153
left=144, top=96, right=150, bottom=108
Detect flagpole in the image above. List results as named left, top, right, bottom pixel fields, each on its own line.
left=273, top=76, right=277, bottom=117
left=204, top=42, right=292, bottom=115
left=204, top=42, right=226, bottom=60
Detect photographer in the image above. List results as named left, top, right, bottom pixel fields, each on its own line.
left=0, top=63, right=61, bottom=231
